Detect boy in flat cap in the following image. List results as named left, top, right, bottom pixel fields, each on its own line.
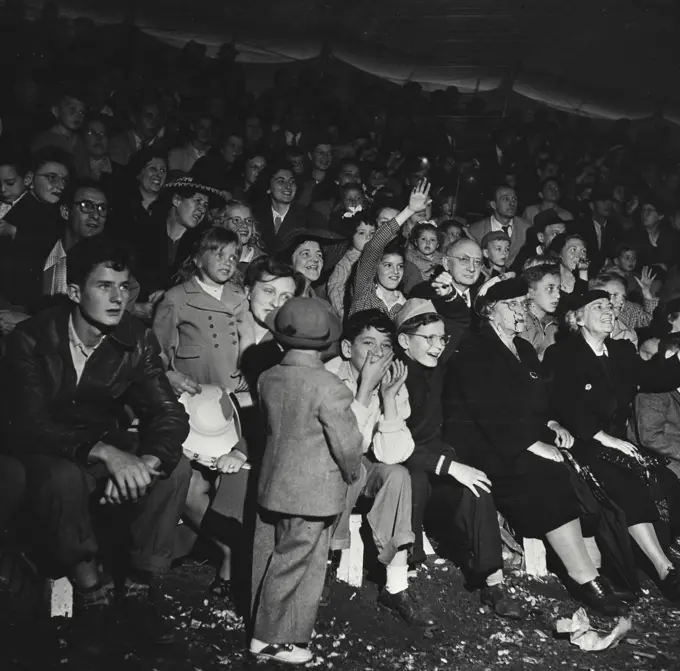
left=250, top=297, right=363, bottom=665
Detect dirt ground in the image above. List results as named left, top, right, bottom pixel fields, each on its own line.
left=2, top=554, right=680, bottom=671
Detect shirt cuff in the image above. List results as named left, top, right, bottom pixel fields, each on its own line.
left=377, top=418, right=408, bottom=434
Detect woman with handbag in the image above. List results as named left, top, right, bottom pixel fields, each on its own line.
left=544, top=289, right=680, bottom=603
left=444, top=276, right=628, bottom=616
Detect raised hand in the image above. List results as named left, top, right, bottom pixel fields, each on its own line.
left=408, top=179, right=432, bottom=214
left=634, top=266, right=657, bottom=296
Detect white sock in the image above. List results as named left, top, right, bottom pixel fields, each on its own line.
left=386, top=551, right=409, bottom=594
left=583, top=537, right=602, bottom=569
left=485, top=569, right=503, bottom=587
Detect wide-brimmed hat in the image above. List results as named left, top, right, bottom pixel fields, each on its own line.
left=164, top=173, right=228, bottom=205
left=179, top=385, right=243, bottom=469
left=265, top=296, right=341, bottom=349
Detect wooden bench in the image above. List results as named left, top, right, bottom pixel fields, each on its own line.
left=336, top=514, right=436, bottom=587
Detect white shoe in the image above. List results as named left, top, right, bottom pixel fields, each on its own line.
left=250, top=638, right=313, bottom=665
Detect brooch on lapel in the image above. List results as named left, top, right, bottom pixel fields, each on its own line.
left=529, top=371, right=538, bottom=379
left=585, top=383, right=592, bottom=391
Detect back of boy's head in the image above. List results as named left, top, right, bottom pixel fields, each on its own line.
left=67, top=236, right=131, bottom=288
left=342, top=309, right=396, bottom=344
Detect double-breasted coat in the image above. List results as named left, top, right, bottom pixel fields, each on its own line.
left=152, top=277, right=247, bottom=392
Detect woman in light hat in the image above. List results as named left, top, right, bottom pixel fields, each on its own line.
left=445, top=276, right=629, bottom=616
left=544, top=289, right=680, bottom=605
left=396, top=297, right=524, bottom=620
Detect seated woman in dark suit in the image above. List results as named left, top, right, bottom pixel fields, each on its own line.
left=544, top=289, right=680, bottom=604
left=444, top=276, right=627, bottom=616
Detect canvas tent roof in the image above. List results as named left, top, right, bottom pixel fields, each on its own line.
left=18, top=0, right=680, bottom=124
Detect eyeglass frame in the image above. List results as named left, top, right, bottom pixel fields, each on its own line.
left=75, top=199, right=109, bottom=217
left=449, top=254, right=484, bottom=269
left=408, top=333, right=451, bottom=347
left=35, top=172, right=69, bottom=187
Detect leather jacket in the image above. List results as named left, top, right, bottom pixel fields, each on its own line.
left=2, top=305, right=189, bottom=472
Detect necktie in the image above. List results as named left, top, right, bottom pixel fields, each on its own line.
left=273, top=214, right=283, bottom=232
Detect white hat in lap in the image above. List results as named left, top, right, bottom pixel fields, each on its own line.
left=179, top=384, right=243, bottom=469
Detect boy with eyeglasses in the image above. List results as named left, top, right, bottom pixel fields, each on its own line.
left=396, top=298, right=523, bottom=620
left=324, top=310, right=436, bottom=628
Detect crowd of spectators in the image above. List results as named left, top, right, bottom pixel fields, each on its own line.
left=3, top=3, right=680, bottom=665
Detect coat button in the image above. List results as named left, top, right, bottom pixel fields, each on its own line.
left=208, top=315, right=212, bottom=320
left=213, top=334, right=217, bottom=338
left=210, top=324, right=214, bottom=329
left=214, top=344, right=219, bottom=348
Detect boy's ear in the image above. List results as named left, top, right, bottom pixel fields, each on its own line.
left=340, top=339, right=352, bottom=359
left=483, top=249, right=490, bottom=259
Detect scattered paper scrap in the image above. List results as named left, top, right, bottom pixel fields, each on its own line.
left=556, top=608, right=631, bottom=651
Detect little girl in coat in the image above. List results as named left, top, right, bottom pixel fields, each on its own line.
left=153, top=226, right=249, bottom=600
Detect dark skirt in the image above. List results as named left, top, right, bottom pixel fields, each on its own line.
left=575, top=442, right=658, bottom=526
left=491, top=453, right=580, bottom=538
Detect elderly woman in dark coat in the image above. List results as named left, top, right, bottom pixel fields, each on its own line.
left=543, top=289, right=680, bottom=604
left=444, top=276, right=628, bottom=616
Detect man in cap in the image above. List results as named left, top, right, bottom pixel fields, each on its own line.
left=250, top=297, right=363, bottom=665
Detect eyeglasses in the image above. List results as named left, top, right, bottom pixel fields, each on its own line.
left=35, top=173, right=69, bottom=187
left=76, top=200, right=109, bottom=216
left=410, top=333, right=451, bottom=347
left=450, top=255, right=483, bottom=269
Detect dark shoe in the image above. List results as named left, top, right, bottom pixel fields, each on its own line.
left=569, top=577, right=629, bottom=616
left=71, top=584, right=114, bottom=655
left=119, top=576, right=176, bottom=646
left=209, top=576, right=235, bottom=607
left=480, top=584, right=525, bottom=620
left=599, top=575, right=638, bottom=604
left=378, top=588, right=438, bottom=628
left=660, top=567, right=680, bottom=603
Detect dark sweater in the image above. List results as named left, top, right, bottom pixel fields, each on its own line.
left=403, top=356, right=458, bottom=476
